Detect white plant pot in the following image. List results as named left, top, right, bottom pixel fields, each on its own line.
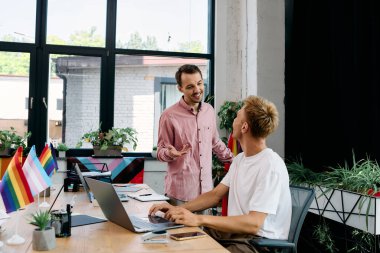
left=151, top=151, right=157, bottom=158
left=32, top=227, right=56, bottom=251
left=309, top=186, right=380, bottom=234
left=59, top=151, right=66, bottom=158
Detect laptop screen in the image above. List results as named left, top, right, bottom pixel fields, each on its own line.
left=85, top=177, right=183, bottom=233
left=74, top=164, right=93, bottom=202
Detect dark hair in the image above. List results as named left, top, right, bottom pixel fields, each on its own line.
left=175, top=64, right=203, bottom=86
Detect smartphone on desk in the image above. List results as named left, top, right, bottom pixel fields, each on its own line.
left=170, top=231, right=207, bottom=241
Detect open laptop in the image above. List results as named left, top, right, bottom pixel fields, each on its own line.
left=74, top=164, right=129, bottom=202
left=85, top=177, right=184, bottom=233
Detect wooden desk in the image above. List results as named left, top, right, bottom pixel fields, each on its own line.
left=0, top=177, right=228, bottom=253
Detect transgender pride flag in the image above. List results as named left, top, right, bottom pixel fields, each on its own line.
left=22, top=146, right=51, bottom=196
left=0, top=147, right=34, bottom=213
left=39, top=144, right=57, bottom=177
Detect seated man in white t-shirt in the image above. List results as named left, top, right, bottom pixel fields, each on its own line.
left=149, top=95, right=291, bottom=253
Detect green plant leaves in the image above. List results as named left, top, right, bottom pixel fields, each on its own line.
left=217, top=101, right=243, bottom=133
left=30, top=210, right=51, bottom=231
left=76, top=127, right=138, bottom=151
left=0, top=127, right=31, bottom=151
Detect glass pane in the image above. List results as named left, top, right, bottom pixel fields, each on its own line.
left=114, top=55, right=210, bottom=152
left=49, top=55, right=101, bottom=148
left=0, top=52, right=30, bottom=145
left=0, top=0, right=36, bottom=43
left=116, top=0, right=209, bottom=53
left=46, top=0, right=107, bottom=47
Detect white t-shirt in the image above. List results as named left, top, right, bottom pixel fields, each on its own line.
left=221, top=148, right=291, bottom=239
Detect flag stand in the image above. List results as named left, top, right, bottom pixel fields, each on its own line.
left=7, top=209, right=25, bottom=245
left=0, top=209, right=7, bottom=248
left=39, top=190, right=50, bottom=208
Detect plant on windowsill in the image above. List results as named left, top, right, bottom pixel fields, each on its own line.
left=30, top=210, right=56, bottom=251
left=0, top=127, right=31, bottom=156
left=151, top=146, right=157, bottom=158
left=56, top=143, right=69, bottom=158
left=287, top=154, right=380, bottom=252
left=76, top=126, right=138, bottom=156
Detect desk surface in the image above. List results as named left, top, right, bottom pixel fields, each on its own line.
left=0, top=175, right=228, bottom=253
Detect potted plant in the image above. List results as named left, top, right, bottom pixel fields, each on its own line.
left=287, top=155, right=380, bottom=235
left=0, top=127, right=31, bottom=156
left=288, top=157, right=380, bottom=252
left=30, top=210, right=56, bottom=251
left=76, top=126, right=138, bottom=156
left=56, top=143, right=69, bottom=158
left=211, top=100, right=243, bottom=179
left=217, top=100, right=244, bottom=135
left=151, top=146, right=157, bottom=158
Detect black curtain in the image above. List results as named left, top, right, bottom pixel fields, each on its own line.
left=285, top=0, right=380, bottom=171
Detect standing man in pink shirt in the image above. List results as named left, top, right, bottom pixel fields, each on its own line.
left=156, top=64, right=234, bottom=205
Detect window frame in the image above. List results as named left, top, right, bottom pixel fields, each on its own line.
left=0, top=0, right=215, bottom=155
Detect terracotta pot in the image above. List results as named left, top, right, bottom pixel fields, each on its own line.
left=0, top=148, right=11, bottom=156
left=93, top=145, right=122, bottom=156
left=32, top=227, right=56, bottom=251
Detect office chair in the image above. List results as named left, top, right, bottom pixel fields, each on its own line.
left=249, top=185, right=315, bottom=253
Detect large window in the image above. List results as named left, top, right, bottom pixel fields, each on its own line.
left=116, top=0, right=209, bottom=53
left=113, top=55, right=210, bottom=151
left=49, top=55, right=101, bottom=148
left=46, top=0, right=107, bottom=47
left=0, top=0, right=214, bottom=154
left=0, top=52, right=30, bottom=137
left=0, top=0, right=36, bottom=43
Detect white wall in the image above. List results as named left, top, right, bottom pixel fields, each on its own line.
left=215, top=0, right=285, bottom=157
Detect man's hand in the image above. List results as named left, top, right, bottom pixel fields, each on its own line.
left=167, top=144, right=191, bottom=158
left=149, top=202, right=174, bottom=216
left=165, top=207, right=201, bottom=227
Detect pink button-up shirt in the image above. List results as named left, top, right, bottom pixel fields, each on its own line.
left=157, top=97, right=234, bottom=201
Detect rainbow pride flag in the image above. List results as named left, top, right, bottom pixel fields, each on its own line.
left=227, top=133, right=242, bottom=156
left=39, top=144, right=57, bottom=177
left=0, top=147, right=34, bottom=213
left=49, top=143, right=59, bottom=172
left=22, top=146, right=51, bottom=196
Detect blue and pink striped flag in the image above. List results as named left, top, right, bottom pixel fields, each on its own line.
left=22, top=146, right=51, bottom=196
left=39, top=144, right=57, bottom=177
left=0, top=147, right=34, bottom=213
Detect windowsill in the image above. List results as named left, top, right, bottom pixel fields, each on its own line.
left=65, top=148, right=155, bottom=158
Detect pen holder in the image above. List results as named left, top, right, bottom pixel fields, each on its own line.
left=51, top=204, right=71, bottom=238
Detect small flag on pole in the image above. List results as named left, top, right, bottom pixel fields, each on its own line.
left=0, top=147, right=34, bottom=213
left=39, top=144, right=57, bottom=177
left=22, top=146, right=51, bottom=196
left=49, top=143, right=59, bottom=172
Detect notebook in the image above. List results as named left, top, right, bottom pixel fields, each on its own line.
left=74, top=164, right=129, bottom=202
left=113, top=184, right=142, bottom=193
left=85, top=177, right=183, bottom=233
left=127, top=193, right=169, bottom=202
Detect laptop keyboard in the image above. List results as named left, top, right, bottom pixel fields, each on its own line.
left=130, top=216, right=157, bottom=230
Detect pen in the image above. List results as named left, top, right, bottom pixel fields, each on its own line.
left=139, top=194, right=152, bottom=196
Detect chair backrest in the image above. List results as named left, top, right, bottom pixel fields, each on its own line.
left=288, top=185, right=315, bottom=246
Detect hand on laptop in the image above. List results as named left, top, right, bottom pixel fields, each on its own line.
left=164, top=207, right=200, bottom=227
left=149, top=203, right=200, bottom=227
left=149, top=203, right=174, bottom=216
